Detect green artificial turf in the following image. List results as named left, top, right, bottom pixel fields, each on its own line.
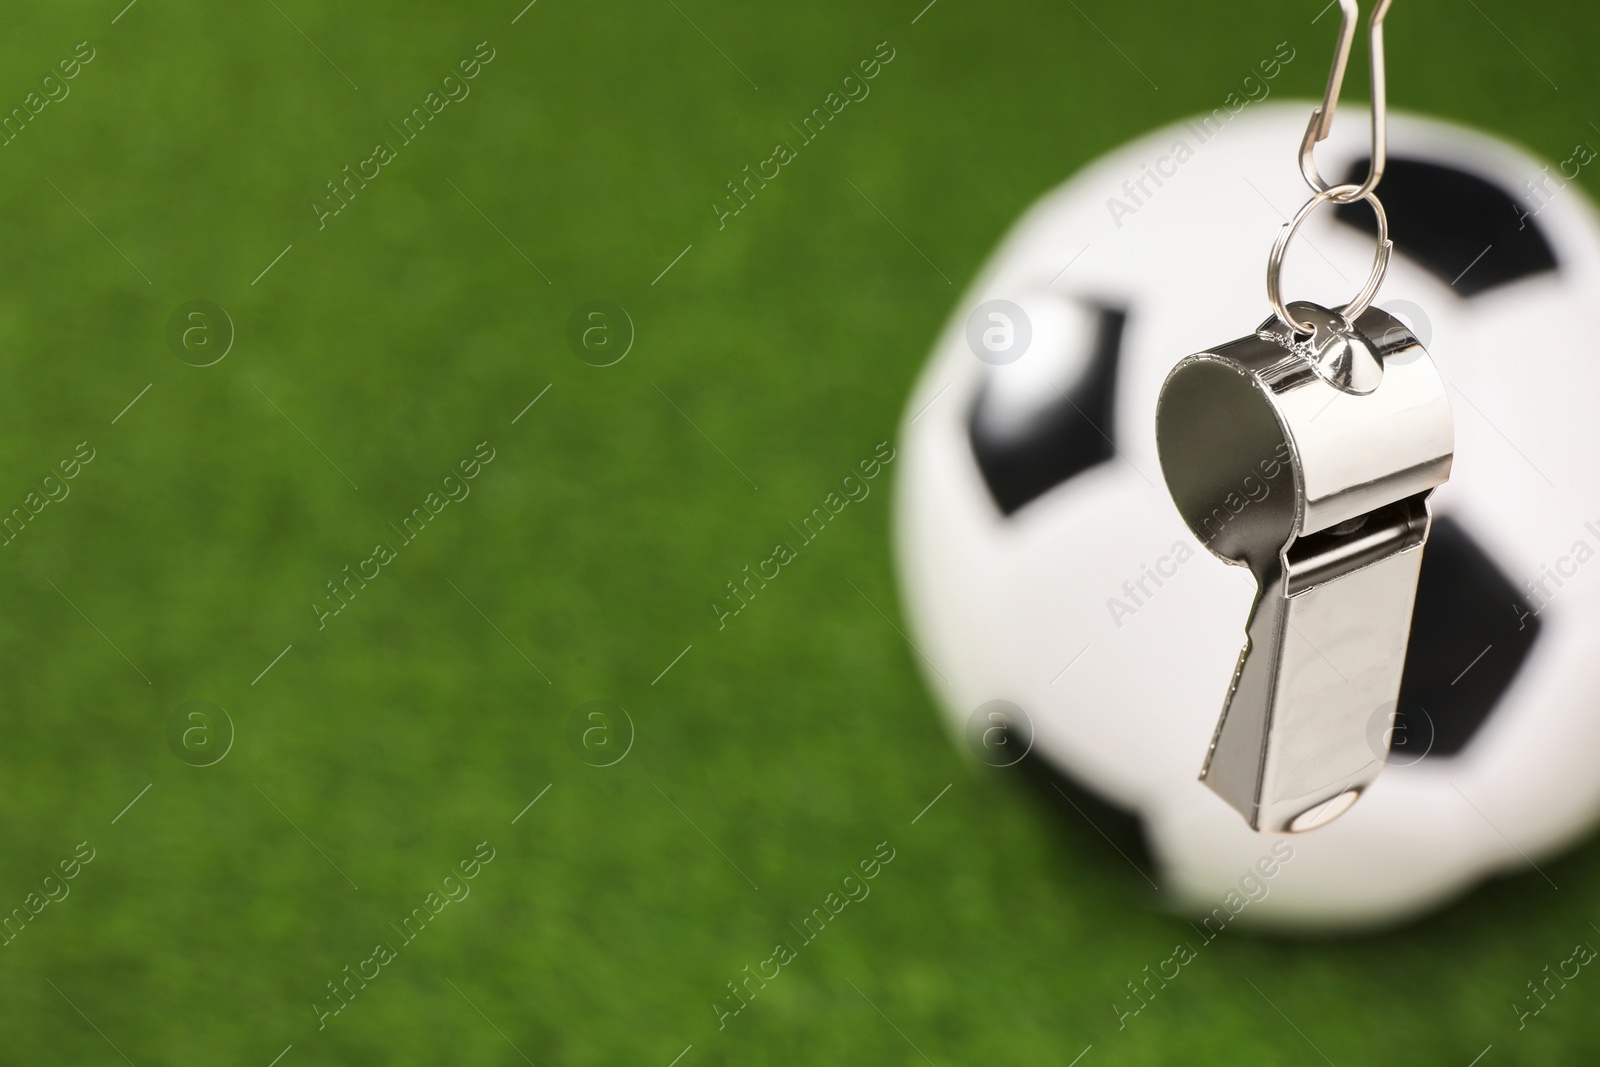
left=0, top=0, right=1597, bottom=1063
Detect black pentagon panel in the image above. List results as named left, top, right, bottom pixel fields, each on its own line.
left=1396, top=517, right=1540, bottom=759
left=968, top=305, right=1126, bottom=515
left=1332, top=157, right=1558, bottom=296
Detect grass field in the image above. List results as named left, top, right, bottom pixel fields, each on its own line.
left=0, top=0, right=1597, bottom=1063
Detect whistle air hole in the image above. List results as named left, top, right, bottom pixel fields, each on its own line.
left=1156, top=360, right=1297, bottom=568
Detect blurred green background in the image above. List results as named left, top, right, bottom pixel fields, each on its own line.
left=0, top=0, right=1596, bottom=1063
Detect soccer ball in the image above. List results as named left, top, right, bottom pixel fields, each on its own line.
left=894, top=102, right=1600, bottom=929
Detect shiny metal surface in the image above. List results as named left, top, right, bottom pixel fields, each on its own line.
left=1155, top=301, right=1453, bottom=833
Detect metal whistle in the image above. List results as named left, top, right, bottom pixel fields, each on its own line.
left=1155, top=301, right=1453, bottom=833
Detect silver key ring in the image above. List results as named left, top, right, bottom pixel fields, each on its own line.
left=1266, top=182, right=1392, bottom=334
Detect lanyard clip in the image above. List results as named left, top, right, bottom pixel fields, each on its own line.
left=1299, top=0, right=1392, bottom=202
